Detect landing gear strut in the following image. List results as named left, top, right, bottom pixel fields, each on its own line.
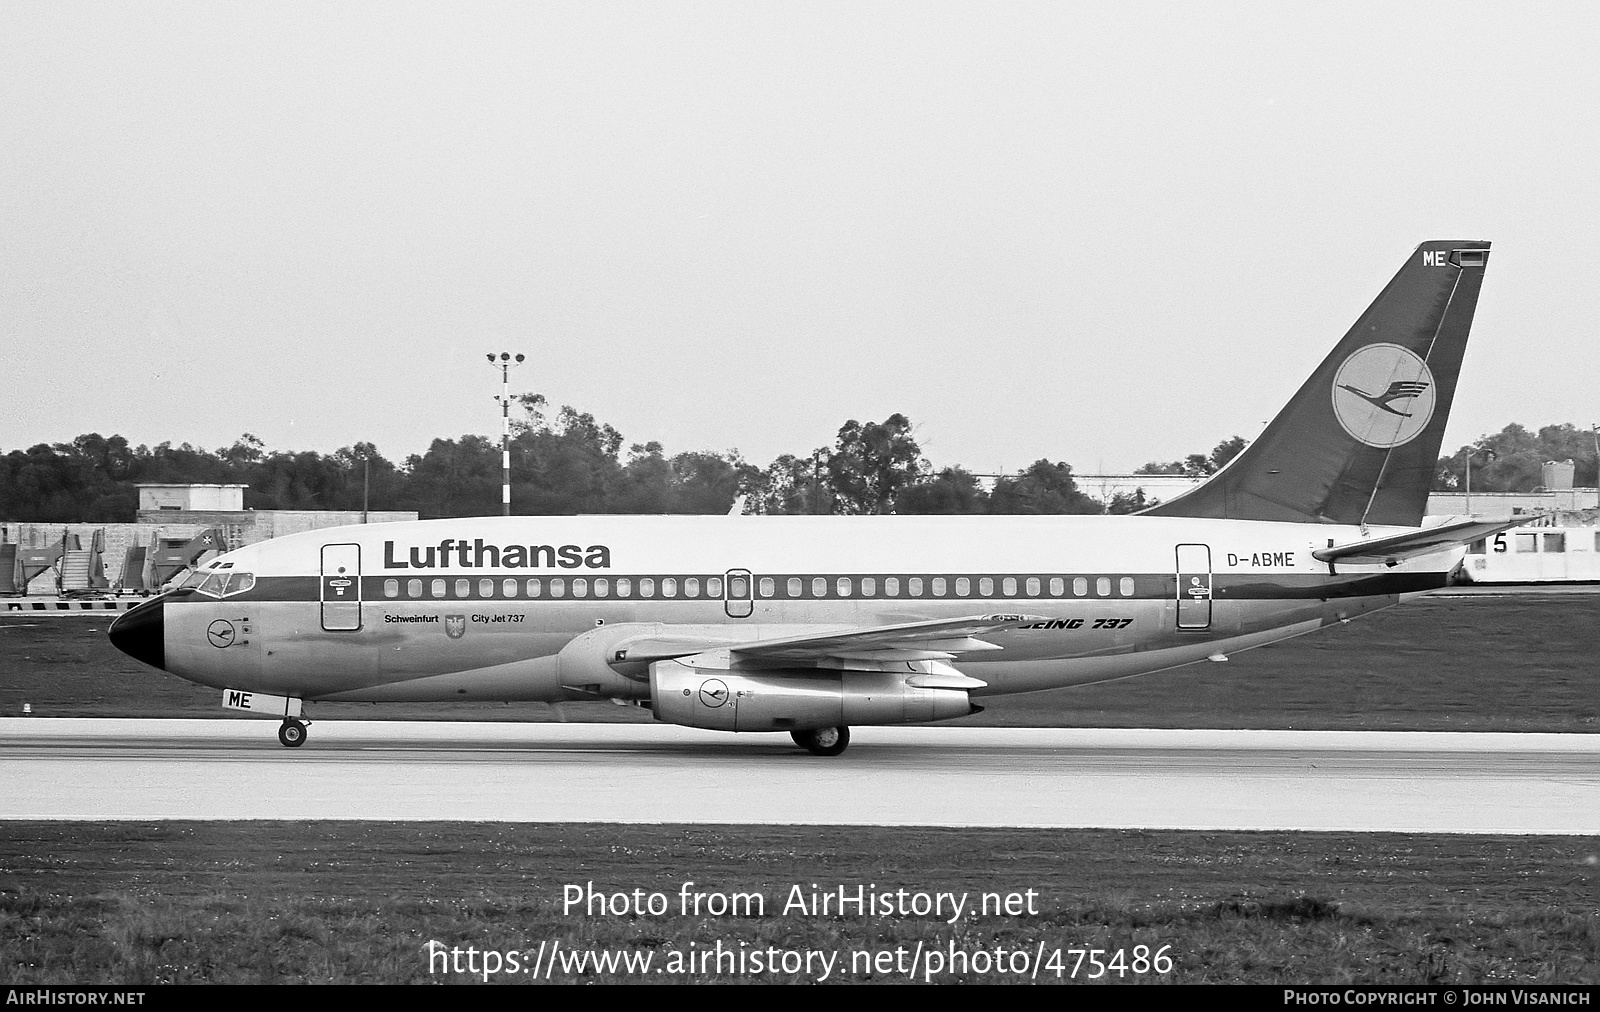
left=791, top=726, right=850, bottom=756
left=278, top=718, right=308, bottom=748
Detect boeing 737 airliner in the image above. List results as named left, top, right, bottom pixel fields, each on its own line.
left=110, top=241, right=1512, bottom=755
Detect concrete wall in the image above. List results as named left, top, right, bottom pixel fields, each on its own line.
left=1073, top=474, right=1207, bottom=504
left=1426, top=489, right=1600, bottom=519
left=136, top=484, right=248, bottom=512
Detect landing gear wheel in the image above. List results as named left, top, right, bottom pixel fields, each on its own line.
left=791, top=726, right=850, bottom=757
left=278, top=719, right=307, bottom=748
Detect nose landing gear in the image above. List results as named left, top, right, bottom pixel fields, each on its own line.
left=278, top=718, right=308, bottom=748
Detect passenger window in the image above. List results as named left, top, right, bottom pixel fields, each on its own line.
left=1120, top=577, right=1135, bottom=597
left=639, top=578, right=655, bottom=597
left=616, top=578, right=631, bottom=597
left=909, top=577, right=924, bottom=596
left=407, top=579, right=422, bottom=598
left=502, top=578, right=517, bottom=597
left=455, top=578, right=470, bottom=598
left=478, top=578, right=494, bottom=597
left=955, top=578, right=970, bottom=596
left=812, top=577, right=827, bottom=597
left=932, top=578, right=947, bottom=597
left=594, top=578, right=609, bottom=597
left=788, top=577, right=803, bottom=597
left=684, top=578, right=699, bottom=597
left=884, top=577, right=900, bottom=596
left=1096, top=577, right=1111, bottom=596
left=573, top=578, right=588, bottom=597
left=706, top=577, right=722, bottom=597
left=759, top=578, right=775, bottom=598
left=526, top=579, right=541, bottom=598
left=978, top=577, right=994, bottom=596
left=431, top=579, right=446, bottom=598
left=1072, top=578, right=1087, bottom=597
left=1004, top=577, right=1018, bottom=596
left=550, top=578, right=565, bottom=598
left=1049, top=578, right=1063, bottom=596
left=661, top=578, right=677, bottom=597
left=1025, top=577, right=1039, bottom=596
left=837, top=577, right=852, bottom=597
left=861, top=577, right=876, bottom=596
left=384, top=579, right=399, bottom=599
left=728, top=576, right=746, bottom=598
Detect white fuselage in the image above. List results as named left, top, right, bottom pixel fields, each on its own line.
left=154, top=513, right=1456, bottom=704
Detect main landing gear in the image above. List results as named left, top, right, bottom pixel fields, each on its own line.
left=791, top=726, right=850, bottom=757
left=278, top=718, right=308, bottom=748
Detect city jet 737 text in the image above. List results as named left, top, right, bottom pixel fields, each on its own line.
left=110, top=241, right=1512, bottom=755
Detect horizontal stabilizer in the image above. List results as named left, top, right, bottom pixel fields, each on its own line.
left=1312, top=517, right=1535, bottom=567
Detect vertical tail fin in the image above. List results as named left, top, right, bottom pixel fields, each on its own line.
left=1145, top=240, right=1490, bottom=527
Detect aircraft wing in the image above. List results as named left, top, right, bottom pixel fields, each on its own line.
left=613, top=613, right=1047, bottom=671
left=729, top=613, right=1048, bottom=664
left=1312, top=517, right=1535, bottom=567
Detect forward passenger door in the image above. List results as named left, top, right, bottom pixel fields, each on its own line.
left=321, top=544, right=362, bottom=631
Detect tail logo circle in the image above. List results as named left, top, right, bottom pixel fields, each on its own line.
left=1331, top=344, right=1436, bottom=449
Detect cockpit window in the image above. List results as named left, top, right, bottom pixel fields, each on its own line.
left=189, top=571, right=256, bottom=598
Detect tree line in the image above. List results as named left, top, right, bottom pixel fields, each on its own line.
left=1, top=399, right=1592, bottom=523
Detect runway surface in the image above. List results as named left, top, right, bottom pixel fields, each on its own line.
left=3, top=719, right=1597, bottom=832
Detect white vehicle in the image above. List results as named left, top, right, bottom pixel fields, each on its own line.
left=110, top=241, right=1516, bottom=755
left=1463, top=524, right=1600, bottom=583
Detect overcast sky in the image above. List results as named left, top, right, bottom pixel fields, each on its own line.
left=4, top=3, right=1597, bottom=476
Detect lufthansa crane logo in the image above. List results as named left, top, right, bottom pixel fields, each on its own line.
left=698, top=679, right=730, bottom=708
left=1330, top=343, right=1436, bottom=449
left=206, top=619, right=235, bottom=649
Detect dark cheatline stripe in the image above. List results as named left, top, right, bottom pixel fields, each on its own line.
left=1214, top=572, right=1448, bottom=599
left=167, top=569, right=1448, bottom=605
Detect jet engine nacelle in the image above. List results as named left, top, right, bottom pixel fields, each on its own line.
left=650, top=657, right=976, bottom=732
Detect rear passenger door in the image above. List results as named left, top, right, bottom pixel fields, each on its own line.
left=1175, top=544, right=1212, bottom=631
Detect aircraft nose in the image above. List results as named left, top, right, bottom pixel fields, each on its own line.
left=109, top=597, right=165, bottom=670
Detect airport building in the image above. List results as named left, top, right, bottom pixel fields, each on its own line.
left=1083, top=462, right=1598, bottom=521
left=3, top=483, right=417, bottom=597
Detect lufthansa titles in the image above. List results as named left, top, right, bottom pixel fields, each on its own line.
left=384, top=539, right=611, bottom=570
